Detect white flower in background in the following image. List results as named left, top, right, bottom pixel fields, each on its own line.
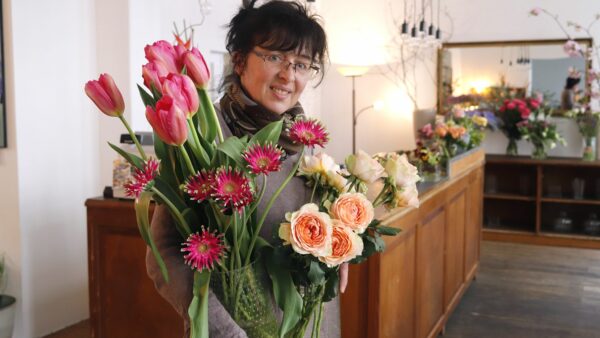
left=345, top=150, right=385, bottom=184
left=298, top=152, right=339, bottom=176
left=389, top=185, right=420, bottom=209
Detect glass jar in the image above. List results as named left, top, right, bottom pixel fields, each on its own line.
left=583, top=213, right=600, bottom=236
left=553, top=211, right=573, bottom=233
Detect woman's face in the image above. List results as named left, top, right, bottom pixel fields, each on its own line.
left=237, top=47, right=312, bottom=114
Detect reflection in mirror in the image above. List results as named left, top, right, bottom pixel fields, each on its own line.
left=437, top=39, right=592, bottom=115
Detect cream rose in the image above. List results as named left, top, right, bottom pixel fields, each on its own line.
left=384, top=153, right=421, bottom=187
left=298, top=152, right=339, bottom=176
left=319, top=220, right=364, bottom=267
left=388, top=185, right=420, bottom=209
left=345, top=150, right=385, bottom=184
left=278, top=203, right=332, bottom=256
left=325, top=170, right=348, bottom=193
left=330, top=192, right=374, bottom=234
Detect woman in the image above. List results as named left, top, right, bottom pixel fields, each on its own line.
left=145, top=1, right=338, bottom=337
left=560, top=68, right=581, bottom=110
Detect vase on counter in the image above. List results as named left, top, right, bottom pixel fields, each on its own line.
left=582, top=136, right=597, bottom=161
left=506, top=138, right=518, bottom=156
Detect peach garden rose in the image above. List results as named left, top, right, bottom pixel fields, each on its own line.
left=319, top=220, right=364, bottom=267
left=279, top=203, right=332, bottom=257
left=329, top=192, right=374, bottom=234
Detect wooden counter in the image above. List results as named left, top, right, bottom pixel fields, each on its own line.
left=340, top=148, right=485, bottom=338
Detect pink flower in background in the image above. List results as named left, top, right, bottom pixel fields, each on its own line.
left=162, top=73, right=199, bottom=118
left=534, top=91, right=544, bottom=103
left=563, top=40, right=583, bottom=58
left=289, top=118, right=329, bottom=148
left=419, top=123, right=433, bottom=138
left=145, top=96, right=189, bottom=146
left=84, top=73, right=125, bottom=117
left=528, top=98, right=540, bottom=109
left=184, top=47, right=211, bottom=89
left=182, top=228, right=227, bottom=271
left=184, top=170, right=216, bottom=202
left=212, top=167, right=253, bottom=211
left=529, top=7, right=542, bottom=16
left=124, top=158, right=160, bottom=198
left=242, top=143, right=284, bottom=175
left=507, top=102, right=516, bottom=110
left=142, top=62, right=169, bottom=93
left=144, top=40, right=181, bottom=74
left=452, top=106, right=465, bottom=118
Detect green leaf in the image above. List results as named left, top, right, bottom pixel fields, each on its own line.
left=217, top=136, right=246, bottom=168
left=265, top=247, right=302, bottom=338
left=135, top=191, right=169, bottom=283
left=249, top=120, right=283, bottom=145
left=198, top=136, right=216, bottom=160
left=308, top=261, right=326, bottom=285
left=109, top=142, right=145, bottom=170
left=199, top=89, right=218, bottom=143
left=375, top=225, right=401, bottom=236
left=188, top=270, right=210, bottom=338
left=137, top=84, right=156, bottom=107
left=322, top=271, right=340, bottom=302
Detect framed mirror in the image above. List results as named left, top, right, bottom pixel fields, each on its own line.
left=0, top=2, right=5, bottom=148
left=437, top=38, right=593, bottom=115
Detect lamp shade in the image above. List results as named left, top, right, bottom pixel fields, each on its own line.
left=337, top=66, right=371, bottom=77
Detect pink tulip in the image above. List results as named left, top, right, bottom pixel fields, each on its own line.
left=183, top=47, right=211, bottom=89
left=145, top=96, right=188, bottom=146
left=84, top=73, right=125, bottom=117
left=144, top=40, right=181, bottom=74
left=142, top=62, right=169, bottom=94
left=162, top=73, right=199, bottom=118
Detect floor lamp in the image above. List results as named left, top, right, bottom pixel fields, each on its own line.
left=338, top=66, right=371, bottom=154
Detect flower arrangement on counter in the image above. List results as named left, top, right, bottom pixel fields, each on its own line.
left=496, top=97, right=541, bottom=155
left=85, top=37, right=421, bottom=338
left=517, top=102, right=566, bottom=159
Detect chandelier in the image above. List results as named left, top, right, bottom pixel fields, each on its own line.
left=400, top=0, right=442, bottom=48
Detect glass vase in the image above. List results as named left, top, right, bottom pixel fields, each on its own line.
left=582, top=136, right=597, bottom=161
left=531, top=141, right=547, bottom=159
left=422, top=162, right=442, bottom=182
left=506, top=138, right=518, bottom=156
left=211, top=262, right=278, bottom=338
left=288, top=283, right=325, bottom=338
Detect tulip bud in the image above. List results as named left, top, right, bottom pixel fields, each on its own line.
left=84, top=73, right=125, bottom=117
left=161, top=73, right=199, bottom=118
left=144, top=40, right=180, bottom=74
left=183, top=47, right=211, bottom=89
left=142, top=62, right=169, bottom=94
left=145, top=95, right=188, bottom=146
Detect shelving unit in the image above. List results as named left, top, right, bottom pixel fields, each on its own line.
left=483, top=154, right=600, bottom=249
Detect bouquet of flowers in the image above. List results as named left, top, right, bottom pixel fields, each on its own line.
left=85, top=38, right=334, bottom=338
left=497, top=97, right=540, bottom=155
left=517, top=107, right=566, bottom=159
left=274, top=150, right=420, bottom=338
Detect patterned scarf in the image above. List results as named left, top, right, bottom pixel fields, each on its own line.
left=219, top=80, right=305, bottom=155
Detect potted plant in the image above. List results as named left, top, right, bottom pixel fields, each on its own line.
left=0, top=254, right=16, bottom=338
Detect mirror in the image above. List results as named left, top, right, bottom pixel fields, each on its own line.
left=437, top=39, right=593, bottom=114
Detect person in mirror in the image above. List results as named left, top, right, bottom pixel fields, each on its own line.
left=560, top=67, right=582, bottom=110
left=145, top=1, right=340, bottom=337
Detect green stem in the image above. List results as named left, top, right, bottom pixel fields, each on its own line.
left=178, top=145, right=196, bottom=175
left=151, top=187, right=191, bottom=236
left=188, top=117, right=203, bottom=152
left=245, top=176, right=267, bottom=225
left=199, top=89, right=224, bottom=143
left=244, top=147, right=306, bottom=266
left=310, top=174, right=320, bottom=203
left=315, top=300, right=324, bottom=338
left=118, top=114, right=147, bottom=160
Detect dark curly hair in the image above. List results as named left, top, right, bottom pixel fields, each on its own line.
left=222, top=0, right=328, bottom=86
left=565, top=76, right=581, bottom=90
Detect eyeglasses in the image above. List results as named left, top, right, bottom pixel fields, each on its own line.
left=252, top=50, right=320, bottom=79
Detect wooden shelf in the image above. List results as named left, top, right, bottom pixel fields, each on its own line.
left=484, top=193, right=536, bottom=202
left=483, top=227, right=535, bottom=235
left=541, top=197, right=600, bottom=206
left=540, top=231, right=600, bottom=241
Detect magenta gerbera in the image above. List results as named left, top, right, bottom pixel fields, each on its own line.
left=212, top=167, right=253, bottom=211
left=288, top=118, right=329, bottom=148
left=124, top=158, right=160, bottom=198
left=242, top=143, right=285, bottom=175
left=181, top=227, right=227, bottom=271
left=184, top=170, right=215, bottom=202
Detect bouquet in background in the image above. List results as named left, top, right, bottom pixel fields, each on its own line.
left=517, top=106, right=566, bottom=159
left=275, top=150, right=420, bottom=338
left=85, top=37, right=328, bottom=338
left=573, top=110, right=600, bottom=160
left=497, top=97, right=539, bottom=155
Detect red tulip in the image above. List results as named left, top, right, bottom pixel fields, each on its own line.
left=183, top=47, right=210, bottom=89
left=162, top=73, right=199, bottom=118
left=84, top=73, right=125, bottom=117
left=142, top=62, right=169, bottom=94
left=144, top=40, right=180, bottom=74
left=145, top=95, right=188, bottom=145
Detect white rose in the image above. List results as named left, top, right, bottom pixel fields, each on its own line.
left=299, top=152, right=339, bottom=176
left=325, top=170, right=348, bottom=193
left=345, top=150, right=385, bottom=184
left=384, top=153, right=421, bottom=187
left=390, top=185, right=420, bottom=209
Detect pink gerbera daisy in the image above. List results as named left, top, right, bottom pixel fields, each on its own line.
left=242, top=143, right=285, bottom=175
left=181, top=227, right=227, bottom=271
left=124, top=158, right=160, bottom=198
left=288, top=118, right=329, bottom=148
left=212, top=167, right=253, bottom=211
left=184, top=170, right=215, bottom=202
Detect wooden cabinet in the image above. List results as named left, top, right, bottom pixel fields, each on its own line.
left=341, top=149, right=484, bottom=338
left=86, top=198, right=183, bottom=338
left=483, top=155, right=600, bottom=249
